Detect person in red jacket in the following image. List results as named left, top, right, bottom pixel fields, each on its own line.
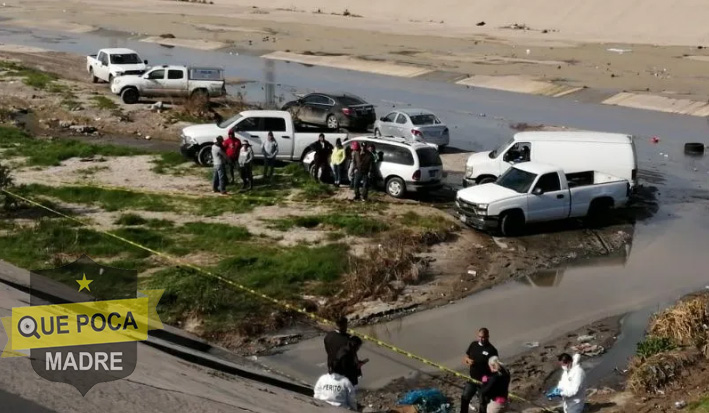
left=223, top=130, right=242, bottom=184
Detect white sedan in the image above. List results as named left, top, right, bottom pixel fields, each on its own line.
left=373, top=108, right=450, bottom=151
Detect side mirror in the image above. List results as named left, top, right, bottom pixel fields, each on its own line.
left=532, top=187, right=544, bottom=195
left=144, top=60, right=148, bottom=64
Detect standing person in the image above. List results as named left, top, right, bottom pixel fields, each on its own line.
left=348, top=141, right=361, bottom=189
left=332, top=336, right=368, bottom=388
left=480, top=356, right=510, bottom=413
left=211, top=136, right=228, bottom=195
left=330, top=139, right=346, bottom=187
left=307, top=133, right=334, bottom=182
left=546, top=353, right=586, bottom=413
left=313, top=370, right=357, bottom=411
left=238, top=141, right=254, bottom=191
left=224, top=130, right=241, bottom=184
left=324, top=316, right=350, bottom=373
left=353, top=144, right=374, bottom=202
left=460, top=328, right=498, bottom=413
left=261, top=131, right=279, bottom=181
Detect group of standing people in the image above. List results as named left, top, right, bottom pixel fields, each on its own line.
left=460, top=328, right=586, bottom=413
left=307, top=134, right=378, bottom=202
left=211, top=130, right=279, bottom=194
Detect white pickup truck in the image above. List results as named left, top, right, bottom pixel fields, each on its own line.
left=86, top=48, right=148, bottom=84
left=110, top=65, right=226, bottom=104
left=179, top=110, right=348, bottom=166
left=456, top=162, right=630, bottom=236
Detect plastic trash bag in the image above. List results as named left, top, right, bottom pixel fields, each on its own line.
left=397, top=388, right=451, bottom=413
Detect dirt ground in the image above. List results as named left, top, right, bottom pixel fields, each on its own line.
left=5, top=0, right=709, bottom=100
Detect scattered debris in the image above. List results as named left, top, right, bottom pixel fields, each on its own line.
left=651, top=136, right=660, bottom=144
left=476, top=21, right=485, bottom=26
left=577, top=334, right=596, bottom=343
left=68, top=125, right=96, bottom=134
left=570, top=343, right=605, bottom=357
left=524, top=341, right=540, bottom=348
left=607, top=48, right=632, bottom=54
left=675, top=400, right=687, bottom=409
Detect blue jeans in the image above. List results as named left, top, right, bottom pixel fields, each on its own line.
left=212, top=165, right=226, bottom=193
left=263, top=157, right=276, bottom=179
left=331, top=163, right=342, bottom=184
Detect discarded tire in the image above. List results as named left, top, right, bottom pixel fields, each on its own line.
left=684, top=143, right=705, bottom=154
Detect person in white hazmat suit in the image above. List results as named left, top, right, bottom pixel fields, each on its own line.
left=546, top=353, right=585, bottom=413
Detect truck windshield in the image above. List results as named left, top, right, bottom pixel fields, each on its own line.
left=218, top=114, right=242, bottom=129
left=489, top=137, right=514, bottom=158
left=110, top=54, right=142, bottom=64
left=497, top=167, right=537, bottom=193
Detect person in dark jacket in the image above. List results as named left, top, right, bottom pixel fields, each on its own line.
left=324, top=316, right=350, bottom=373
left=332, top=336, right=367, bottom=387
left=353, top=144, right=374, bottom=201
left=461, top=327, right=499, bottom=413
left=480, top=356, right=510, bottom=413
left=348, top=141, right=361, bottom=189
left=307, top=133, right=334, bottom=182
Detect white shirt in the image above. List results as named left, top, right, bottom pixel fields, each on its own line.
left=313, top=373, right=356, bottom=410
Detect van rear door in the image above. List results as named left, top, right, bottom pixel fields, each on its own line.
left=415, top=147, right=443, bottom=183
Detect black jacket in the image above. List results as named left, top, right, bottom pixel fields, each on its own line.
left=332, top=346, right=360, bottom=386
left=465, top=341, right=498, bottom=380
left=480, top=367, right=510, bottom=400
left=308, top=140, right=334, bottom=164
left=324, top=330, right=350, bottom=371
left=359, top=151, right=374, bottom=174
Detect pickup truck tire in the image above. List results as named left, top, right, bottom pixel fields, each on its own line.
left=684, top=142, right=705, bottom=154
left=477, top=176, right=497, bottom=185
left=326, top=115, right=339, bottom=130
left=385, top=177, right=406, bottom=198
left=586, top=198, right=613, bottom=228
left=499, top=210, right=524, bottom=237
left=121, top=88, right=140, bottom=104
left=197, top=144, right=214, bottom=167
left=191, top=89, right=209, bottom=101
left=89, top=69, right=98, bottom=84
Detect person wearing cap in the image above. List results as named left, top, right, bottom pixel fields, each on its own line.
left=224, top=130, right=242, bottom=184
left=238, top=140, right=254, bottom=191
left=211, top=136, right=228, bottom=195
left=261, top=131, right=279, bottom=181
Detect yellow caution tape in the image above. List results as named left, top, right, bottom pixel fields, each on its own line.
left=1, top=188, right=554, bottom=412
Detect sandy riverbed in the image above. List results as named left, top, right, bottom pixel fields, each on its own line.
left=3, top=0, right=709, bottom=100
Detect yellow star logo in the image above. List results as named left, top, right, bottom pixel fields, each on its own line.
left=76, top=274, right=93, bottom=292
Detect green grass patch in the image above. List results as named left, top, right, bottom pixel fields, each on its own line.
left=398, top=211, right=452, bottom=232
left=267, top=213, right=388, bottom=237
left=0, top=126, right=144, bottom=166
left=0, top=218, right=151, bottom=270
left=114, top=213, right=175, bottom=229
left=636, top=336, right=677, bottom=360
left=23, top=183, right=279, bottom=216
left=146, top=243, right=348, bottom=334
left=0, top=61, right=58, bottom=90
left=179, top=222, right=251, bottom=244
left=151, top=152, right=189, bottom=174
left=90, top=95, right=119, bottom=110
left=689, top=396, right=709, bottom=412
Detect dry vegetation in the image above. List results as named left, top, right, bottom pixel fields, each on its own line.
left=628, top=293, right=709, bottom=393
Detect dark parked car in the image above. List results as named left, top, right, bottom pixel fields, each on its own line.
left=281, top=93, right=376, bottom=131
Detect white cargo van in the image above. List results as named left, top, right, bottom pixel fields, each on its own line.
left=463, top=131, right=638, bottom=189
